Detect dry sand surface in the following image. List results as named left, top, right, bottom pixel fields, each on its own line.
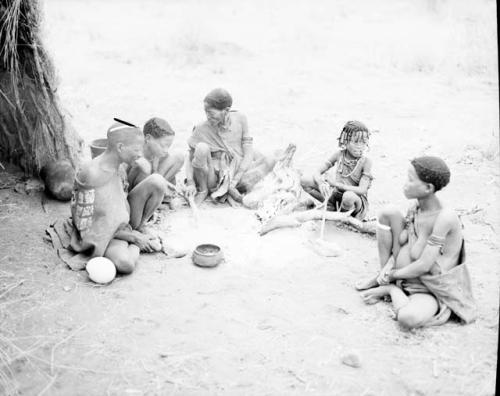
left=0, top=0, right=499, bottom=395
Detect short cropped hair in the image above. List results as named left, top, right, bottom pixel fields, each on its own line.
left=411, top=156, right=451, bottom=192
left=143, top=117, right=175, bottom=138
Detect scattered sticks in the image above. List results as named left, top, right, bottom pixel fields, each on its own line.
left=50, top=324, right=87, bottom=376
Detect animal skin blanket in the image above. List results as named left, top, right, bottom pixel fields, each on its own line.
left=243, top=144, right=310, bottom=222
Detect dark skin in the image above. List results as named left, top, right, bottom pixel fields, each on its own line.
left=302, top=133, right=372, bottom=214
left=78, top=134, right=156, bottom=273
left=358, top=165, right=463, bottom=329
left=185, top=103, right=252, bottom=204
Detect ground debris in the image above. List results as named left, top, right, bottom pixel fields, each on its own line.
left=14, top=179, right=44, bottom=195
left=341, top=350, right=362, bottom=368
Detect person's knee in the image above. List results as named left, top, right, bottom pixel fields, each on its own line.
left=397, top=307, right=424, bottom=329
left=114, top=257, right=135, bottom=274
left=192, top=143, right=210, bottom=168
left=109, top=250, right=137, bottom=274
left=378, top=205, right=400, bottom=225
left=144, top=173, right=167, bottom=195
left=300, top=174, right=315, bottom=189
left=341, top=191, right=358, bottom=209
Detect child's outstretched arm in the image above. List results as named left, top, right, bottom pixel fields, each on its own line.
left=329, top=157, right=373, bottom=196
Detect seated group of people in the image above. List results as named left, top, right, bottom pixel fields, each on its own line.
left=65, top=88, right=476, bottom=330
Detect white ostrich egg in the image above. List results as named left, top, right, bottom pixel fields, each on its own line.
left=86, top=257, right=116, bottom=284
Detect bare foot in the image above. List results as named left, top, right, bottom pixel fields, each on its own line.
left=227, top=195, right=242, bottom=208
left=194, top=190, right=208, bottom=206
left=360, top=285, right=393, bottom=305
left=228, top=187, right=243, bottom=203
left=355, top=275, right=379, bottom=291
left=148, top=238, right=162, bottom=252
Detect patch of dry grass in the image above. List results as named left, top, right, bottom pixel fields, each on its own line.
left=152, top=0, right=498, bottom=79
left=0, top=271, right=21, bottom=395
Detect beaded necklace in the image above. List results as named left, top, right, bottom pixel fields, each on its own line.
left=337, top=150, right=364, bottom=179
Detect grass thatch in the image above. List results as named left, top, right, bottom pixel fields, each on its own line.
left=0, top=0, right=82, bottom=176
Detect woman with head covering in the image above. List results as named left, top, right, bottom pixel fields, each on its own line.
left=185, top=88, right=274, bottom=205
left=356, top=156, right=476, bottom=329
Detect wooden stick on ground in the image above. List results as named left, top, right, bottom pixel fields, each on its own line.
left=187, top=195, right=200, bottom=225
left=319, top=193, right=331, bottom=240
left=260, top=208, right=376, bottom=236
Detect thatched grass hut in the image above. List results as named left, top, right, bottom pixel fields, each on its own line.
left=0, top=0, right=82, bottom=176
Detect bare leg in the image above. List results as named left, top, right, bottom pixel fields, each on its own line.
left=300, top=174, right=326, bottom=202
left=396, top=293, right=439, bottom=329
left=339, top=191, right=362, bottom=213
left=158, top=151, right=184, bottom=185
left=360, top=283, right=409, bottom=306
left=238, top=155, right=276, bottom=194
left=360, top=285, right=438, bottom=328
left=128, top=174, right=167, bottom=230
left=104, top=239, right=140, bottom=274
left=377, top=206, right=406, bottom=269
left=355, top=206, right=406, bottom=291
left=360, top=284, right=399, bottom=304
left=191, top=143, right=217, bottom=205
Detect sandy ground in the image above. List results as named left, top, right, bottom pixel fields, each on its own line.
left=1, top=0, right=499, bottom=395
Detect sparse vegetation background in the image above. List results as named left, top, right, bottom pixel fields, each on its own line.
left=0, top=0, right=498, bottom=395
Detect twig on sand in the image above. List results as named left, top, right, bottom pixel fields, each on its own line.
left=0, top=279, right=25, bottom=300
left=319, top=194, right=330, bottom=240
left=287, top=369, right=306, bottom=384
left=50, top=324, right=87, bottom=375
left=432, top=360, right=439, bottom=378
left=187, top=195, right=200, bottom=225
left=40, top=195, right=48, bottom=213
left=37, top=374, right=57, bottom=396
left=106, top=377, right=116, bottom=396
left=0, top=334, right=130, bottom=376
left=0, top=162, right=5, bottom=170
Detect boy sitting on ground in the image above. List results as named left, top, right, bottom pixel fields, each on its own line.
left=357, top=156, right=476, bottom=329
left=127, top=117, right=184, bottom=206
left=48, top=122, right=169, bottom=274
left=301, top=120, right=373, bottom=219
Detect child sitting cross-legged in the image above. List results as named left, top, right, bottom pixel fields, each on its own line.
left=301, top=120, right=373, bottom=219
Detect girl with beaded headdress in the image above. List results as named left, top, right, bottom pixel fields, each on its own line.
left=301, top=120, right=373, bottom=220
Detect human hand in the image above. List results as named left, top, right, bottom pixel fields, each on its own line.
left=319, top=181, right=332, bottom=200
left=184, top=183, right=197, bottom=198
left=132, top=231, right=155, bottom=252
left=376, top=270, right=390, bottom=285
left=376, top=262, right=395, bottom=285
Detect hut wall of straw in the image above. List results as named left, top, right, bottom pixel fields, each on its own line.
left=0, top=0, right=83, bottom=175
